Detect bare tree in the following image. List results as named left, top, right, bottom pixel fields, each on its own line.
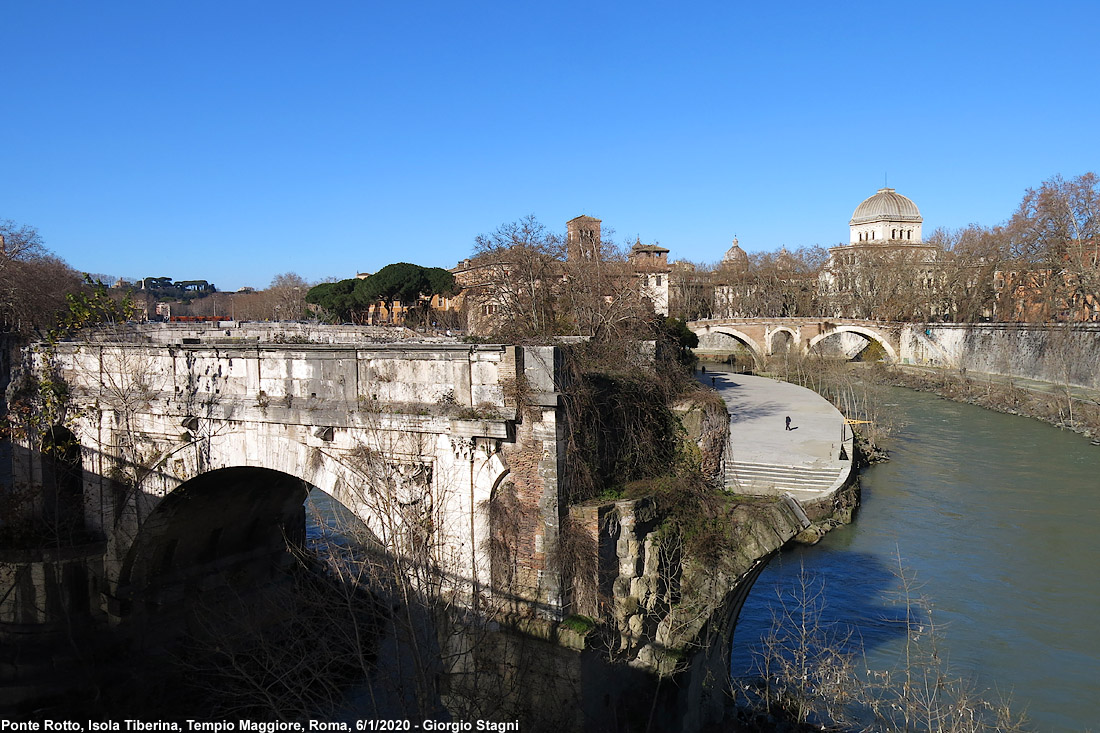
left=467, top=215, right=566, bottom=340
left=268, top=272, right=310, bottom=321
left=824, top=244, right=940, bottom=321
left=1001, top=172, right=1100, bottom=322
left=0, top=220, right=83, bottom=333
left=562, top=237, right=651, bottom=344
left=669, top=261, right=717, bottom=321
left=928, top=225, right=1008, bottom=322
left=723, top=247, right=824, bottom=318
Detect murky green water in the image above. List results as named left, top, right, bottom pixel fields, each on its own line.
left=732, top=385, right=1100, bottom=732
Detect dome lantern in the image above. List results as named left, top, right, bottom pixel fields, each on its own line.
left=722, top=237, right=749, bottom=270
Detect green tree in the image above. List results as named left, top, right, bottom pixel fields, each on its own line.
left=306, top=279, right=362, bottom=322
left=425, top=266, right=456, bottom=297
left=359, top=262, right=428, bottom=324
left=359, top=262, right=454, bottom=325
left=307, top=265, right=455, bottom=325
left=661, top=317, right=699, bottom=367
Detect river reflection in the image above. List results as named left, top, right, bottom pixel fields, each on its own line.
left=731, top=384, right=1100, bottom=732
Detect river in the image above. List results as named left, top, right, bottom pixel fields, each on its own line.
left=731, top=384, right=1100, bottom=732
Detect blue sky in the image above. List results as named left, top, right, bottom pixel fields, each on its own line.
left=3, top=1, right=1098, bottom=291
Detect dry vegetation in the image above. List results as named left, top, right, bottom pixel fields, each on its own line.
left=731, top=561, right=1030, bottom=732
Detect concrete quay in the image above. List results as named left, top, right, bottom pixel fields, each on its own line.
left=699, top=368, right=854, bottom=503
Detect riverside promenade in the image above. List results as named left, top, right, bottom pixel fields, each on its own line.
left=700, top=368, right=854, bottom=503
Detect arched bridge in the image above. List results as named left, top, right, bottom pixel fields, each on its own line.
left=2, top=328, right=809, bottom=728
left=689, top=317, right=904, bottom=367
left=9, top=339, right=570, bottom=625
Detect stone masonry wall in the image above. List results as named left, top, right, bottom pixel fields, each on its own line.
left=8, top=340, right=571, bottom=620
left=901, top=323, right=1100, bottom=390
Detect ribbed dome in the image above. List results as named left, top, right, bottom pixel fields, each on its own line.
left=850, top=187, right=922, bottom=225
left=722, top=238, right=749, bottom=267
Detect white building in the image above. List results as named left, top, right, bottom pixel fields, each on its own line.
left=630, top=239, right=671, bottom=316
left=848, top=187, right=924, bottom=244
left=822, top=187, right=941, bottom=318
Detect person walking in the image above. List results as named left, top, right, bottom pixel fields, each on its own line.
left=785, top=416, right=792, bottom=431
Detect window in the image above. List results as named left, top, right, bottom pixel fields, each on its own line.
left=656, top=275, right=662, bottom=287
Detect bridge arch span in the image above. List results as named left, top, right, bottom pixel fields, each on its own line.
left=116, top=432, right=387, bottom=543
left=698, top=328, right=765, bottom=368
left=108, top=426, right=508, bottom=618
left=115, top=465, right=315, bottom=614
left=807, top=325, right=898, bottom=362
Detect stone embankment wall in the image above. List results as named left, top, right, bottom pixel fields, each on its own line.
left=443, top=495, right=805, bottom=732
left=441, top=386, right=807, bottom=731
left=901, top=323, right=1100, bottom=390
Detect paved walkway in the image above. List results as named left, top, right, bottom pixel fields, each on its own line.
left=698, top=368, right=853, bottom=502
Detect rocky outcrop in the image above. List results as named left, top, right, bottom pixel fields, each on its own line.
left=566, top=494, right=804, bottom=728
left=673, top=390, right=730, bottom=487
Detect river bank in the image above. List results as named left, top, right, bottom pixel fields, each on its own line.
left=747, top=354, right=1100, bottom=466
left=714, top=358, right=1100, bottom=730
left=732, top=384, right=1100, bottom=732
left=867, top=362, right=1100, bottom=443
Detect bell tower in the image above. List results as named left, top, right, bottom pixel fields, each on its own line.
left=566, top=215, right=601, bottom=261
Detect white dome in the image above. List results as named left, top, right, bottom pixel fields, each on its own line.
left=850, top=187, right=922, bottom=225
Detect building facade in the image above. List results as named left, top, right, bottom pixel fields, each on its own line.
left=820, top=187, right=941, bottom=319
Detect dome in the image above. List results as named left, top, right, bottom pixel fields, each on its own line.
left=850, top=187, right=922, bottom=225
left=722, top=238, right=749, bottom=268
left=775, top=247, right=797, bottom=271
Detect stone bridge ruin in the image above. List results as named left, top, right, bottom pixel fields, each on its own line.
left=9, top=340, right=570, bottom=624
left=1, top=328, right=808, bottom=727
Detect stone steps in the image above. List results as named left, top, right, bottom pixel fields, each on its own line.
left=724, top=460, right=843, bottom=496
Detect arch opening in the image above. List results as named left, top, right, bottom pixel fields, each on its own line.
left=40, top=425, right=86, bottom=538
left=695, top=329, right=764, bottom=371
left=106, top=468, right=399, bottom=718
left=117, top=467, right=316, bottom=618
left=769, top=329, right=795, bottom=356
left=808, top=328, right=895, bottom=362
